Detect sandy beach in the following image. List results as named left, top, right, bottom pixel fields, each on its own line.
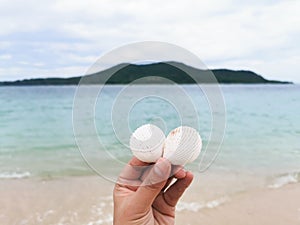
left=1, top=174, right=299, bottom=225
left=177, top=181, right=300, bottom=225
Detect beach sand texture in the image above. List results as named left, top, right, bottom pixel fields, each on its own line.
left=1, top=175, right=299, bottom=225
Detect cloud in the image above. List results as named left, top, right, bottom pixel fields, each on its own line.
left=0, top=65, right=87, bottom=81
left=0, top=54, right=12, bottom=60
left=0, top=0, right=299, bottom=82
left=212, top=55, right=300, bottom=83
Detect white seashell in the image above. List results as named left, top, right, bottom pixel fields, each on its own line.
left=163, top=126, right=202, bottom=165
left=130, top=124, right=165, bottom=163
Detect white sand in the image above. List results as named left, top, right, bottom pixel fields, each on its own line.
left=0, top=175, right=299, bottom=225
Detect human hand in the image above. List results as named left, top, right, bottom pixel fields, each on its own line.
left=113, top=157, right=194, bottom=225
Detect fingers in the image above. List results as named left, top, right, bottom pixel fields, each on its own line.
left=116, top=157, right=150, bottom=190
left=161, top=167, right=186, bottom=191
left=132, top=158, right=171, bottom=212
left=173, top=166, right=186, bottom=179
left=140, top=165, right=184, bottom=184
left=163, top=171, right=194, bottom=207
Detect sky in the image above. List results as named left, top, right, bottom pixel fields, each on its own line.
left=0, top=0, right=299, bottom=82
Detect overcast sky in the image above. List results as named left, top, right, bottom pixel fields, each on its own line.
left=0, top=0, right=299, bottom=82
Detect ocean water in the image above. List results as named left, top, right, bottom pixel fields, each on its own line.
left=0, top=84, right=299, bottom=185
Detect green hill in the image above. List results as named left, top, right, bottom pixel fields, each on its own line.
left=0, top=62, right=292, bottom=85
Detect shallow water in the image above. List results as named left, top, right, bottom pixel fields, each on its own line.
left=0, top=84, right=299, bottom=183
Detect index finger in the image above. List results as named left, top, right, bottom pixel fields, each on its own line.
left=117, top=157, right=151, bottom=186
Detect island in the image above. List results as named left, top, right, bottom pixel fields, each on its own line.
left=0, top=62, right=292, bottom=85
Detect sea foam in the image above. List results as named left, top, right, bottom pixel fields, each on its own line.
left=0, top=171, right=31, bottom=179
left=87, top=196, right=113, bottom=225
left=268, top=172, right=299, bottom=189
left=176, top=197, right=229, bottom=212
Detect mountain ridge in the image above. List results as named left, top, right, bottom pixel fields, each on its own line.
left=0, top=62, right=293, bottom=85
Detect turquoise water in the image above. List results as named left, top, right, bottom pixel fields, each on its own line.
left=0, top=85, right=299, bottom=179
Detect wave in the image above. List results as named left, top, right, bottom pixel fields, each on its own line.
left=176, top=196, right=229, bottom=212
left=268, top=172, right=299, bottom=189
left=87, top=196, right=113, bottom=225
left=0, top=171, right=31, bottom=179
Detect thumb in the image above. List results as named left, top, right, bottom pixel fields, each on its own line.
left=133, top=158, right=171, bottom=212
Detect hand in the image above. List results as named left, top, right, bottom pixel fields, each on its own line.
left=113, top=157, right=194, bottom=225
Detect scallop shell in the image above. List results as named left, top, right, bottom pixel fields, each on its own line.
left=163, top=126, right=202, bottom=165
left=130, top=124, right=165, bottom=163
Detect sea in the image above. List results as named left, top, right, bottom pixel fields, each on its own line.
left=0, top=84, right=299, bottom=188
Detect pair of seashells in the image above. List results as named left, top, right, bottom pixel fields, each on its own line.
left=130, top=124, right=202, bottom=165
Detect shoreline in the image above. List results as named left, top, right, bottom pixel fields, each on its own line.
left=0, top=83, right=295, bottom=87
left=1, top=175, right=299, bottom=225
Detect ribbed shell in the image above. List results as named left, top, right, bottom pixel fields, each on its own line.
left=163, top=126, right=202, bottom=165
left=130, top=124, right=165, bottom=163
